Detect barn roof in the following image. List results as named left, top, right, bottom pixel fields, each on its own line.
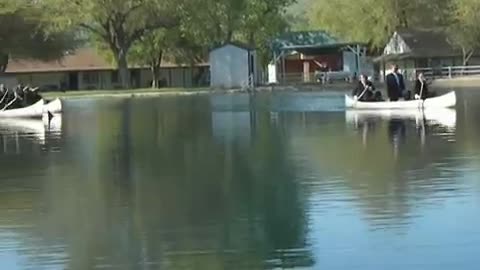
left=375, top=28, right=463, bottom=62
left=271, top=31, right=365, bottom=54
left=210, top=42, right=255, bottom=52
left=396, top=28, right=458, bottom=57
left=6, top=48, right=208, bottom=74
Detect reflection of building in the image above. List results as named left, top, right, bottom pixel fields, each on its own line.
left=209, top=42, right=259, bottom=89
left=210, top=94, right=253, bottom=144
left=5, top=48, right=209, bottom=91
left=211, top=112, right=252, bottom=144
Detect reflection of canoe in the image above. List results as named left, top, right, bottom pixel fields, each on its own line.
left=345, top=91, right=456, bottom=109
left=0, top=98, right=62, bottom=118
left=0, top=114, right=62, bottom=144
left=345, top=108, right=457, bottom=128
left=44, top=98, right=62, bottom=113
left=43, top=113, right=62, bottom=132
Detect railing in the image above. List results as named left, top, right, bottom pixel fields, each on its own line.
left=278, top=72, right=356, bottom=84
left=241, top=74, right=255, bottom=90
left=413, top=65, right=480, bottom=80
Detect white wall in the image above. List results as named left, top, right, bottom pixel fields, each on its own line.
left=210, top=45, right=250, bottom=89
left=268, top=63, right=277, bottom=84
left=383, top=32, right=411, bottom=55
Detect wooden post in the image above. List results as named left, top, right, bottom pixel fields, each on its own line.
left=303, top=60, right=310, bottom=83
left=357, top=44, right=361, bottom=76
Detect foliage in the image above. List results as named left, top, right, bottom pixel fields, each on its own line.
left=0, top=0, right=76, bottom=72
left=179, top=0, right=294, bottom=66
left=308, top=0, right=451, bottom=51
left=448, top=0, right=480, bottom=64
left=46, top=0, right=181, bottom=88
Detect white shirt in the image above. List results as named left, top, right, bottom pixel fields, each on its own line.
left=393, top=72, right=400, bottom=87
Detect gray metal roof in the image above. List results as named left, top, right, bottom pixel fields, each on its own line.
left=272, top=31, right=365, bottom=54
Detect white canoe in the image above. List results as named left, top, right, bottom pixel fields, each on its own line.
left=0, top=98, right=63, bottom=118
left=44, top=98, right=62, bottom=113
left=0, top=99, right=45, bottom=118
left=345, top=91, right=456, bottom=109
left=345, top=108, right=457, bottom=129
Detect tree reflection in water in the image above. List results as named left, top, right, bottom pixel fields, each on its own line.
left=0, top=97, right=314, bottom=269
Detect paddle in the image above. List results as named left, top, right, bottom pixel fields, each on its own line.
left=356, top=82, right=370, bottom=101
left=418, top=80, right=425, bottom=100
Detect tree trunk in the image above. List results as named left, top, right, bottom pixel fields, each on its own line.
left=150, top=66, right=160, bottom=89
left=150, top=51, right=163, bottom=89
left=117, top=49, right=130, bottom=89
left=0, top=53, right=9, bottom=73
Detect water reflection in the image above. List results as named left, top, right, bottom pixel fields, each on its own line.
left=0, top=97, right=313, bottom=269
left=0, top=114, right=63, bottom=154
left=1, top=92, right=480, bottom=269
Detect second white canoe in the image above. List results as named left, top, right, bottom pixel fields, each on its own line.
left=345, top=91, right=456, bottom=109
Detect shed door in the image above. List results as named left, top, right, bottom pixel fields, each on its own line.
left=248, top=52, right=255, bottom=76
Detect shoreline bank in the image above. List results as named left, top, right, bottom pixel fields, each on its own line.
left=41, top=79, right=480, bottom=100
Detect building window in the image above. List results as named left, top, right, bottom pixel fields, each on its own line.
left=83, top=72, right=99, bottom=84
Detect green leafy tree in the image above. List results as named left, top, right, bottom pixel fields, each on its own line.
left=129, top=29, right=175, bottom=89
left=0, top=0, right=75, bottom=72
left=48, top=0, right=180, bottom=88
left=308, top=0, right=451, bottom=51
left=180, top=0, right=293, bottom=65
left=448, top=0, right=480, bottom=65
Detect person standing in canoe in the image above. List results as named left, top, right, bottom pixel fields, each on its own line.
left=386, top=64, right=407, bottom=101
left=414, top=72, right=434, bottom=100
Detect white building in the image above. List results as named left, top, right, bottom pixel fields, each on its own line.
left=209, top=42, right=258, bottom=89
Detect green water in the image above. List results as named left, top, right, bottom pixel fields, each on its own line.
left=0, top=90, right=479, bottom=269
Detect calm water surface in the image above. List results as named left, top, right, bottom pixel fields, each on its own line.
left=0, top=90, right=480, bottom=269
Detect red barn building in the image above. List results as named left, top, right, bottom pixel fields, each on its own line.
left=269, top=31, right=371, bottom=84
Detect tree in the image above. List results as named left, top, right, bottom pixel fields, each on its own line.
left=179, top=0, right=293, bottom=66
left=48, top=0, right=180, bottom=88
left=128, top=29, right=170, bottom=89
left=308, top=0, right=451, bottom=51
left=0, top=1, right=76, bottom=72
left=448, top=0, right=480, bottom=65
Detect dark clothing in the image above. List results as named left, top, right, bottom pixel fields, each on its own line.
left=414, top=79, right=433, bottom=99
left=386, top=72, right=405, bottom=101
left=352, top=80, right=375, bottom=101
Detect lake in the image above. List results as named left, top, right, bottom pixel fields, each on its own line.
left=0, top=90, right=479, bottom=269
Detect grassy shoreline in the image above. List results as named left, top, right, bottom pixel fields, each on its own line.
left=41, top=87, right=223, bottom=100
left=34, top=77, right=480, bottom=100
left=41, top=84, right=356, bottom=100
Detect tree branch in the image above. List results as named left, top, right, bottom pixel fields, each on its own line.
left=79, top=22, right=108, bottom=40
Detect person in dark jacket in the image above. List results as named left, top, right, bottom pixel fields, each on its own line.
left=386, top=64, right=408, bottom=101
left=352, top=74, right=375, bottom=101
left=414, top=72, right=434, bottom=100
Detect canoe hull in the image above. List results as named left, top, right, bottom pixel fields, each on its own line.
left=0, top=100, right=45, bottom=118
left=0, top=98, right=62, bottom=118
left=345, top=91, right=456, bottom=109
left=345, top=108, right=457, bottom=128
left=44, top=98, right=62, bottom=113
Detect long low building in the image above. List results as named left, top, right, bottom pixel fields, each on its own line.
left=2, top=48, right=209, bottom=90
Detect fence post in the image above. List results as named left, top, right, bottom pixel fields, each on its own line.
left=448, top=66, right=452, bottom=79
